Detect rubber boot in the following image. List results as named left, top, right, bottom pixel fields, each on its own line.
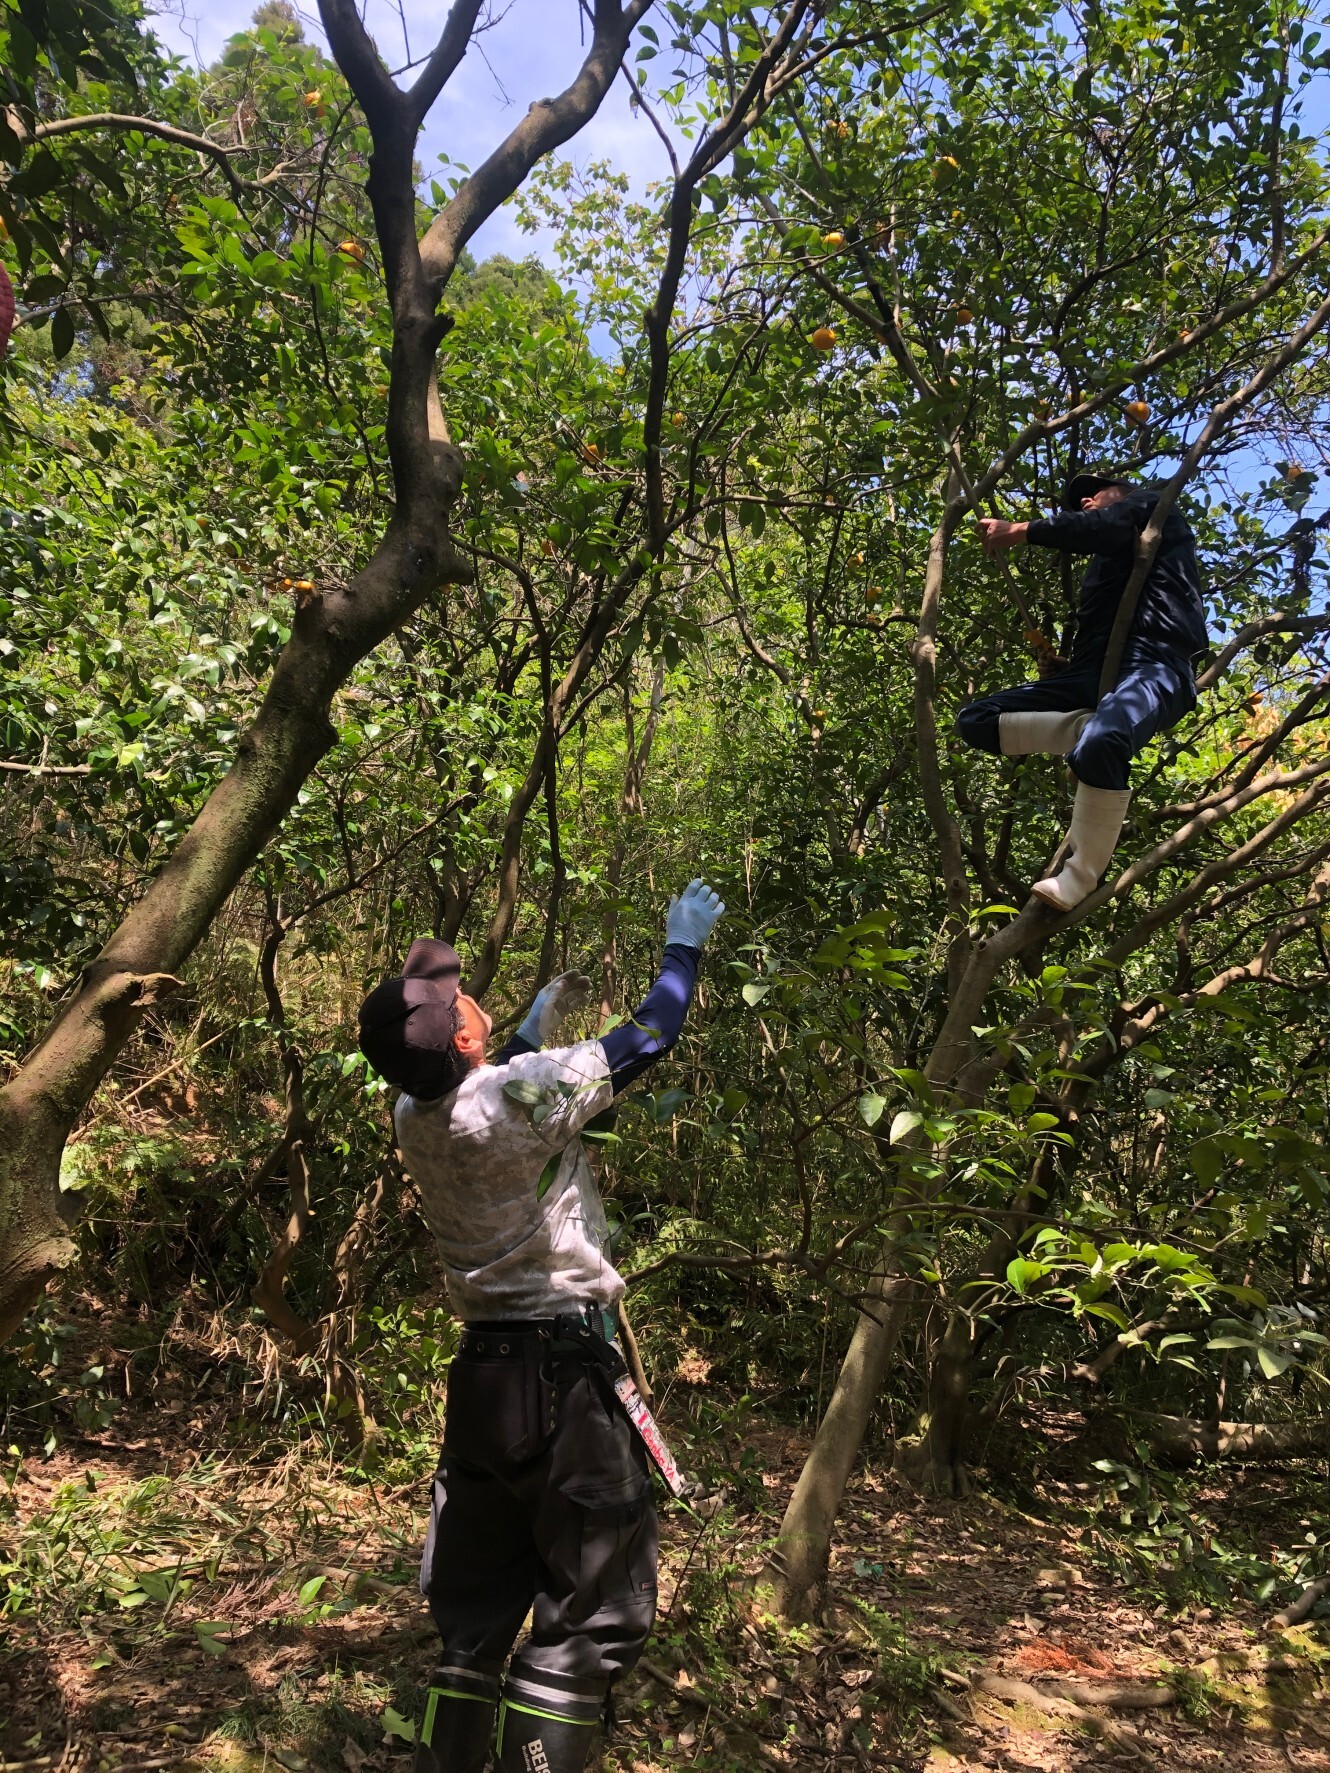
left=999, top=708, right=1092, bottom=756
left=1031, top=784, right=1131, bottom=911
left=494, top=1697, right=598, bottom=1773
left=414, top=1679, right=497, bottom=1773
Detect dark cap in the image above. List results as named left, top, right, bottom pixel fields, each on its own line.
left=1064, top=470, right=1133, bottom=510
left=358, top=937, right=467, bottom=1100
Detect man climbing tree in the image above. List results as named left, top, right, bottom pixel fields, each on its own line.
left=957, top=474, right=1209, bottom=908
left=357, top=882, right=725, bottom=1773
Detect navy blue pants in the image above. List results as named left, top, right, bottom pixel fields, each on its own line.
left=955, top=651, right=1196, bottom=790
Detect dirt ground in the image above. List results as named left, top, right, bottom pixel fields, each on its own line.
left=3, top=1391, right=1328, bottom=1773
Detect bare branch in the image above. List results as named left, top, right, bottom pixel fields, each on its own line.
left=1197, top=610, right=1330, bottom=693
left=406, top=0, right=486, bottom=128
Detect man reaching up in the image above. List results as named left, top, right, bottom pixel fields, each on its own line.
left=358, top=881, right=725, bottom=1773
left=957, top=473, right=1208, bottom=909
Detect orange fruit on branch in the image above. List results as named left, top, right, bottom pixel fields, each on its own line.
left=1125, top=399, right=1150, bottom=424
left=810, top=326, right=837, bottom=351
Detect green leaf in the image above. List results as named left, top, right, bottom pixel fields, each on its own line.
left=1082, top=1301, right=1131, bottom=1329
left=1006, top=1257, right=1047, bottom=1294
left=741, top=980, right=770, bottom=1006
left=858, top=1091, right=886, bottom=1127
left=888, top=1109, right=923, bottom=1144
left=50, top=305, right=76, bottom=360
left=503, top=1079, right=546, bottom=1106
left=1257, top=1345, right=1293, bottom=1379
left=298, top=1574, right=326, bottom=1607
left=1190, top=1138, right=1225, bottom=1186
left=383, top=1707, right=417, bottom=1744
left=536, top=1151, right=562, bottom=1200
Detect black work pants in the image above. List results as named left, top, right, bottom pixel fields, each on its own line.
left=419, top=1323, right=658, bottom=1724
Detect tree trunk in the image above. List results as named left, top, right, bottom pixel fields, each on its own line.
left=766, top=1277, right=913, bottom=1620
left=1146, top=1415, right=1330, bottom=1465
left=891, top=1306, right=974, bottom=1498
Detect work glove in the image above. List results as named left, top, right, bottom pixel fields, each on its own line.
left=664, top=879, right=726, bottom=951
left=516, top=970, right=593, bottom=1048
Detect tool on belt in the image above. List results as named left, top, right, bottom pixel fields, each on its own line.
left=548, top=1309, right=689, bottom=1499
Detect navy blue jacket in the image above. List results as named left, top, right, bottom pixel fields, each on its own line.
left=1027, top=485, right=1209, bottom=667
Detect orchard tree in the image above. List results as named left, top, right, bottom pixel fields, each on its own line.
left=726, top=0, right=1330, bottom=1613
left=0, top=0, right=919, bottom=1337
left=0, top=0, right=663, bottom=1334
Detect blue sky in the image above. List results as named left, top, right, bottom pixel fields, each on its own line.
left=148, top=0, right=668, bottom=263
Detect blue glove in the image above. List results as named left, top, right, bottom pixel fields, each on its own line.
left=516, top=970, right=592, bottom=1048
left=664, top=879, right=725, bottom=951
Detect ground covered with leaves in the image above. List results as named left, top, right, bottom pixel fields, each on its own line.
left=3, top=1311, right=1329, bottom=1773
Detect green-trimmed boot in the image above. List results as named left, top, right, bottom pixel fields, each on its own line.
left=414, top=1667, right=498, bottom=1773
left=494, top=1686, right=600, bottom=1773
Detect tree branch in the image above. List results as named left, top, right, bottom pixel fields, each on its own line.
left=14, top=109, right=248, bottom=197
left=419, top=0, right=654, bottom=286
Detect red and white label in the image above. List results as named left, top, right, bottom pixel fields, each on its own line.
left=613, top=1373, right=688, bottom=1497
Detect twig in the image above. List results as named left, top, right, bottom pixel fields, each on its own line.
left=638, top=1660, right=786, bottom=1768
left=1269, top=1573, right=1330, bottom=1629
left=0, top=759, right=92, bottom=775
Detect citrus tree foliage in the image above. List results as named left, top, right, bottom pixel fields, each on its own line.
left=1, top=0, right=1329, bottom=1609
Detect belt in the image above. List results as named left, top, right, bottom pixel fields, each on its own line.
left=458, top=1306, right=622, bottom=1371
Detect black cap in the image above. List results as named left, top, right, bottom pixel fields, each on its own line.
left=1064, top=470, right=1133, bottom=510
left=358, top=938, right=467, bottom=1100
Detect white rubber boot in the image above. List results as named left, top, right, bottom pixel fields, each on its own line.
left=999, top=709, right=1092, bottom=756
left=1032, top=784, right=1131, bottom=911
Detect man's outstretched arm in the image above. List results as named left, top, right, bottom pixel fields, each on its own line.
left=601, top=943, right=700, bottom=1095
left=496, top=881, right=724, bottom=1090
left=1026, top=502, right=1144, bottom=553
left=601, top=880, right=723, bottom=1093
left=980, top=502, right=1144, bottom=556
